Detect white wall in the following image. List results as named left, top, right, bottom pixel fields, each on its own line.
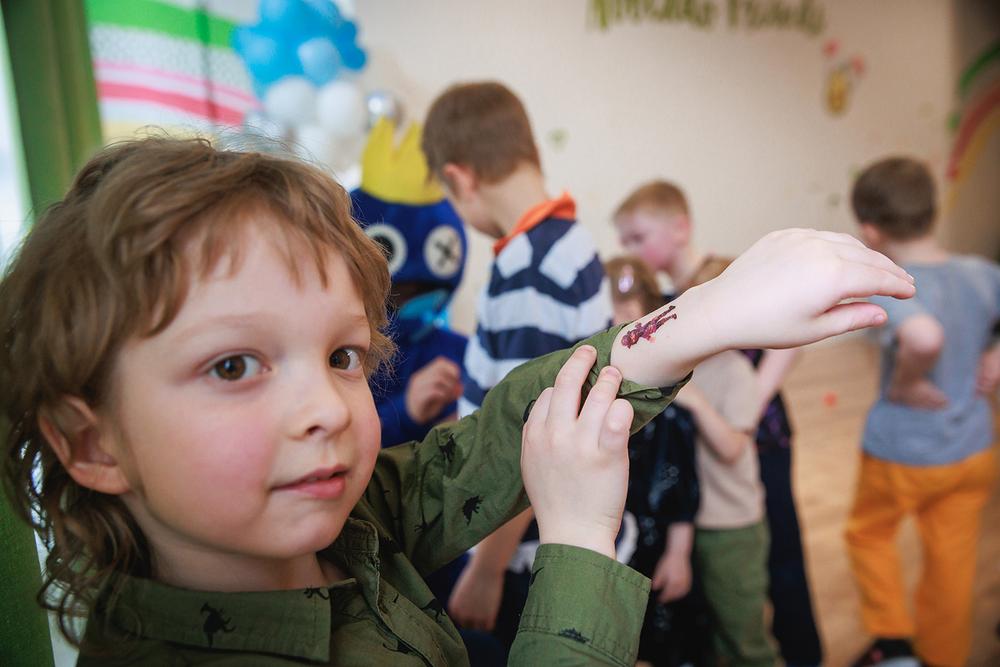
left=354, top=0, right=996, bottom=334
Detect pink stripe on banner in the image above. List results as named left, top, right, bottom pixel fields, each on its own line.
left=98, top=81, right=245, bottom=125
left=94, top=60, right=259, bottom=107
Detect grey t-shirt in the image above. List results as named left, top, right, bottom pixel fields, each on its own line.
left=865, top=255, right=1000, bottom=466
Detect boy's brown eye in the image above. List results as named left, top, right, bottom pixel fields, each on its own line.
left=210, top=355, right=258, bottom=381
left=329, top=348, right=362, bottom=371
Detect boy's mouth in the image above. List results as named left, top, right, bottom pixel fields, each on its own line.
left=276, top=466, right=348, bottom=499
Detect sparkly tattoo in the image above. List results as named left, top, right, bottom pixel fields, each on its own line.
left=620, top=306, right=677, bottom=348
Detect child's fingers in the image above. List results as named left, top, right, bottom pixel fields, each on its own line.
left=815, top=301, right=888, bottom=338
left=835, top=263, right=917, bottom=300
left=578, top=366, right=624, bottom=434
left=835, top=244, right=913, bottom=283
left=523, top=386, right=554, bottom=444
left=597, top=398, right=634, bottom=454
left=547, top=346, right=597, bottom=426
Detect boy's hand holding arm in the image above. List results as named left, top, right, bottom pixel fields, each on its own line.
left=975, top=340, right=1000, bottom=397
left=887, top=314, right=948, bottom=409
left=651, top=522, right=694, bottom=604
left=610, top=229, right=915, bottom=387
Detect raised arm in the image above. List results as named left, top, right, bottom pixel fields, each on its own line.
left=610, top=229, right=915, bottom=387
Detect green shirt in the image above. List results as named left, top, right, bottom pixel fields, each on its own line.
left=79, top=327, right=682, bottom=666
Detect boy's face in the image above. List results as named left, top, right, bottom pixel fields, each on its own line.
left=614, top=207, right=688, bottom=275
left=105, top=222, right=381, bottom=574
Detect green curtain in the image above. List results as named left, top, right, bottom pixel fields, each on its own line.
left=2, top=0, right=101, bottom=214
left=1, top=1, right=101, bottom=665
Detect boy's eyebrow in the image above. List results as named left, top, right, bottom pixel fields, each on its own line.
left=170, top=312, right=371, bottom=344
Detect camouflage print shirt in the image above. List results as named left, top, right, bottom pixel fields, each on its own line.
left=78, top=326, right=683, bottom=666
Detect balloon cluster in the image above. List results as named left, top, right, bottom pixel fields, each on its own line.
left=233, top=0, right=403, bottom=173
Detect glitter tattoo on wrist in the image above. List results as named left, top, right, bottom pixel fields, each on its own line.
left=620, top=306, right=677, bottom=348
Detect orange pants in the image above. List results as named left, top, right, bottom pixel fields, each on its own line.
left=845, top=447, right=997, bottom=667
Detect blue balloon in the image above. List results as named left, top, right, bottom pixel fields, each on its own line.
left=302, top=0, right=342, bottom=24
left=233, top=27, right=301, bottom=86
left=335, top=20, right=358, bottom=43
left=298, top=37, right=342, bottom=86
left=234, top=0, right=368, bottom=96
left=340, top=45, right=367, bottom=71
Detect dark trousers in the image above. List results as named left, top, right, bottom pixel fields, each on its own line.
left=759, top=445, right=823, bottom=666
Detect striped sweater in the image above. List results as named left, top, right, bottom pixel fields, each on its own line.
left=459, top=199, right=611, bottom=418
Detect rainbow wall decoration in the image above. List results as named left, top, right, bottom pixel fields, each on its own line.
left=945, top=41, right=1000, bottom=206
left=85, top=0, right=259, bottom=142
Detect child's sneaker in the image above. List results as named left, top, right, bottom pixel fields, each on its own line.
left=851, top=638, right=920, bottom=667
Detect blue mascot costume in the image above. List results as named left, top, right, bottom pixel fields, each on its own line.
left=351, top=118, right=467, bottom=448
left=351, top=120, right=505, bottom=666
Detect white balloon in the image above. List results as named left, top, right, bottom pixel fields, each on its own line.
left=294, top=123, right=340, bottom=166
left=316, top=80, right=367, bottom=138
left=263, top=77, right=317, bottom=126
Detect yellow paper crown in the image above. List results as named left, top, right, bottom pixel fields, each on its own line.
left=360, top=118, right=444, bottom=205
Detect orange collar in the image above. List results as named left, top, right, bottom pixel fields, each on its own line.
left=492, top=192, right=576, bottom=255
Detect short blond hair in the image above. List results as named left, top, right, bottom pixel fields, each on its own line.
left=0, top=137, right=393, bottom=646
left=614, top=180, right=689, bottom=219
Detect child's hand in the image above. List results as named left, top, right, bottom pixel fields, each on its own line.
left=447, top=565, right=504, bottom=632
left=697, top=229, right=914, bottom=350
left=521, top=345, right=634, bottom=559
left=976, top=345, right=1000, bottom=397
left=611, top=230, right=915, bottom=388
left=651, top=550, right=692, bottom=604
left=887, top=376, right=948, bottom=410
left=405, top=356, right=463, bottom=424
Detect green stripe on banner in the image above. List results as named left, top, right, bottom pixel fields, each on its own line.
left=84, top=0, right=237, bottom=49
left=959, top=41, right=1000, bottom=99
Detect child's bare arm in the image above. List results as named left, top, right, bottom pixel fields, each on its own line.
left=752, top=348, right=801, bottom=422
left=887, top=313, right=947, bottom=409
left=610, top=229, right=914, bottom=387
left=673, top=384, right=752, bottom=464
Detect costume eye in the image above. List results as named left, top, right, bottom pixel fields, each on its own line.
left=210, top=355, right=262, bottom=381
left=423, top=225, right=463, bottom=278
left=329, top=348, right=363, bottom=371
left=364, top=223, right=407, bottom=276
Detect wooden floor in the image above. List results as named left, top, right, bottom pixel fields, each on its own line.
left=783, top=336, right=1000, bottom=666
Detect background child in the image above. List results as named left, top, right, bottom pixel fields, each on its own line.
left=846, top=156, right=1000, bottom=667
left=606, top=256, right=712, bottom=667
left=421, top=81, right=611, bottom=650
left=672, top=259, right=779, bottom=667
left=613, top=180, right=823, bottom=667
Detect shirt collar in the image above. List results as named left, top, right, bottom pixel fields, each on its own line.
left=492, top=191, right=576, bottom=255
left=102, top=518, right=382, bottom=662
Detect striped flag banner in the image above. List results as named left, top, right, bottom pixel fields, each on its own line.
left=85, top=0, right=260, bottom=142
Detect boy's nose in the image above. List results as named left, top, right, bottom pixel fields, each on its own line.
left=293, top=371, right=352, bottom=440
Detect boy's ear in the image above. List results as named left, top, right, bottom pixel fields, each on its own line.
left=440, top=163, right=477, bottom=199
left=857, top=223, right=882, bottom=248
left=38, top=397, right=132, bottom=495
left=673, top=213, right=693, bottom=244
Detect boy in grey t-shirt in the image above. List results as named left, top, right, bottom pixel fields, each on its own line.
left=846, top=157, right=1000, bottom=667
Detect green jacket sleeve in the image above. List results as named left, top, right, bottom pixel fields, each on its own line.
left=359, top=325, right=686, bottom=575
left=509, top=544, right=651, bottom=666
